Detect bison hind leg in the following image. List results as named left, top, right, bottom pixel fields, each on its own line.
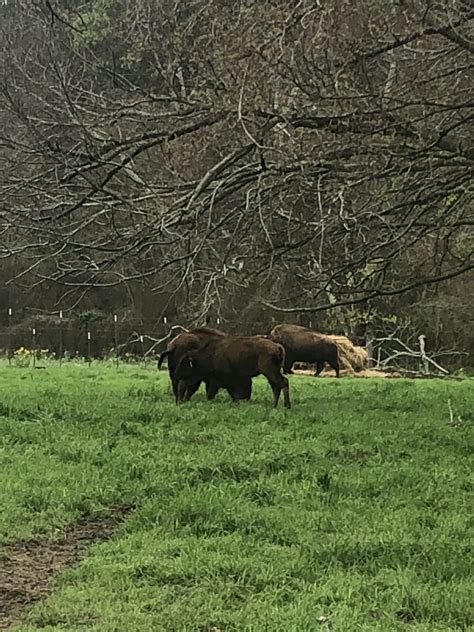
left=266, top=374, right=291, bottom=409
left=269, top=381, right=281, bottom=407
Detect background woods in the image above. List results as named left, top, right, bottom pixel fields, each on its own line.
left=0, top=0, right=473, bottom=366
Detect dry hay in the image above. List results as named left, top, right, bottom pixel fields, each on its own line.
left=327, top=335, right=369, bottom=373
left=293, top=366, right=400, bottom=378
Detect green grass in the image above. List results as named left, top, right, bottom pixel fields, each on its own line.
left=0, top=362, right=473, bottom=631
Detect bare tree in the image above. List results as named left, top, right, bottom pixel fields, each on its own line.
left=0, top=0, right=472, bottom=332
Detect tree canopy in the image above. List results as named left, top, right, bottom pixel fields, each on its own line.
left=1, top=1, right=473, bottom=359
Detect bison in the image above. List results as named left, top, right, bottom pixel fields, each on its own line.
left=174, top=335, right=291, bottom=408
left=269, top=323, right=340, bottom=377
left=158, top=327, right=252, bottom=402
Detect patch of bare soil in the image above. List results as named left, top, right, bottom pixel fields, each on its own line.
left=0, top=505, right=132, bottom=630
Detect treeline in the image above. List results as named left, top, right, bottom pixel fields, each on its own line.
left=1, top=277, right=472, bottom=370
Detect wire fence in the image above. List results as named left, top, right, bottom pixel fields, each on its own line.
left=0, top=309, right=289, bottom=367
left=1, top=308, right=470, bottom=375
left=0, top=310, right=183, bottom=366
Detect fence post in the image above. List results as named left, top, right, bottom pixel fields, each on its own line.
left=140, top=334, right=145, bottom=366
left=32, top=328, right=36, bottom=368
left=114, top=314, right=118, bottom=367
left=87, top=331, right=91, bottom=367
left=59, top=310, right=63, bottom=367
left=163, top=316, right=167, bottom=344
left=8, top=307, right=12, bottom=366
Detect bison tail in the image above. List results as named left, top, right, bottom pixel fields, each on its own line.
left=273, top=343, right=286, bottom=369
left=157, top=350, right=169, bottom=369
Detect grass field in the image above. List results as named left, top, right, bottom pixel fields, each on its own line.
left=0, top=362, right=472, bottom=631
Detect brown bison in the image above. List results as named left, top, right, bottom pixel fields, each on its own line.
left=158, top=327, right=251, bottom=403
left=174, top=335, right=291, bottom=408
left=269, top=323, right=340, bottom=377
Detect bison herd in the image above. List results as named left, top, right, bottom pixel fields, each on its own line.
left=158, top=323, right=368, bottom=409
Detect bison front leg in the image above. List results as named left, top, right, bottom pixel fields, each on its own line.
left=226, top=388, right=240, bottom=402
left=314, top=361, right=325, bottom=377
left=330, top=360, right=340, bottom=377
left=184, top=381, right=202, bottom=401
left=240, top=378, right=252, bottom=400
left=205, top=380, right=220, bottom=400
left=282, top=354, right=294, bottom=375
left=327, top=354, right=340, bottom=377
left=171, top=375, right=182, bottom=404
left=228, top=378, right=252, bottom=401
left=176, top=380, right=187, bottom=404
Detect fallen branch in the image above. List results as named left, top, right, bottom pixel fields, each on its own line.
left=372, top=335, right=449, bottom=375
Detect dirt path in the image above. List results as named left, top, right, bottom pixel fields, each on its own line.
left=0, top=505, right=132, bottom=630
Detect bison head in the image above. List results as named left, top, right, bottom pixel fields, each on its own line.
left=175, top=352, right=201, bottom=384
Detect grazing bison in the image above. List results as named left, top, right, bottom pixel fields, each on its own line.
left=158, top=327, right=251, bottom=402
left=269, top=323, right=340, bottom=377
left=174, top=336, right=291, bottom=408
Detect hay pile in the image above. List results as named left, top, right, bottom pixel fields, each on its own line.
left=328, top=335, right=369, bottom=372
